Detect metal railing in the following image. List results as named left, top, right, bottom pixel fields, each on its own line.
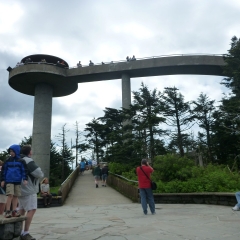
left=14, top=53, right=225, bottom=70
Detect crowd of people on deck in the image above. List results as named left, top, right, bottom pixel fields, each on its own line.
left=126, top=55, right=136, bottom=61
left=15, top=58, right=67, bottom=68
left=14, top=55, right=138, bottom=70
left=76, top=55, right=137, bottom=67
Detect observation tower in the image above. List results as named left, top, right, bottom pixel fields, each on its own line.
left=8, top=53, right=225, bottom=177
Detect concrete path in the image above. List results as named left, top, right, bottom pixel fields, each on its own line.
left=65, top=170, right=132, bottom=205
left=28, top=171, right=240, bottom=240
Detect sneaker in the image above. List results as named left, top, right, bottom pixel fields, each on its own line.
left=20, top=233, right=36, bottom=240
left=232, top=205, right=240, bottom=211
left=5, top=210, right=12, bottom=218
left=96, top=184, right=98, bottom=188
left=152, top=212, right=156, bottom=215
left=12, top=210, right=21, bottom=217
left=105, top=185, right=107, bottom=187
left=143, top=210, right=148, bottom=215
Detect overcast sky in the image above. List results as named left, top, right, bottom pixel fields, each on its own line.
left=0, top=0, right=239, bottom=158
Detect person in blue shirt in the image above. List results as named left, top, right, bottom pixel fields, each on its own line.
left=79, top=160, right=86, bottom=175
left=88, top=160, right=92, bottom=170
left=1, top=144, right=28, bottom=218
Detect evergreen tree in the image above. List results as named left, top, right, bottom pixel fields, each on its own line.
left=56, top=124, right=74, bottom=182
left=130, top=83, right=166, bottom=162
left=160, top=87, right=193, bottom=157
left=19, top=136, right=32, bottom=146
left=84, top=118, right=105, bottom=163
left=98, top=107, right=124, bottom=160
left=191, top=93, right=216, bottom=161
left=222, top=36, right=240, bottom=96
left=0, top=149, right=9, bottom=161
left=211, top=36, right=240, bottom=165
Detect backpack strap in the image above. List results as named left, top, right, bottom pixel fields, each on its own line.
left=140, top=167, right=151, bottom=182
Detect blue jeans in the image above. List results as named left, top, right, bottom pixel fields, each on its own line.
left=236, top=192, right=240, bottom=207
left=139, top=188, right=155, bottom=214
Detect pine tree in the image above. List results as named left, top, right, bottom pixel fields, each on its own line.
left=84, top=118, right=105, bottom=163
left=130, top=83, right=166, bottom=162
left=56, top=124, right=74, bottom=182
left=191, top=93, right=216, bottom=161
left=160, top=87, right=193, bottom=157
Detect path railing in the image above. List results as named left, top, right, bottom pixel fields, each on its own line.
left=107, top=172, right=236, bottom=206
left=107, top=172, right=139, bottom=202
left=14, top=53, right=225, bottom=70
left=70, top=53, right=225, bottom=68
left=59, top=167, right=79, bottom=203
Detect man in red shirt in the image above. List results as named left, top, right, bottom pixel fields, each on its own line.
left=136, top=159, right=156, bottom=215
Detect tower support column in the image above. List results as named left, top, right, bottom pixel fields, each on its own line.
left=122, top=74, right=131, bottom=110
left=32, top=83, right=53, bottom=178
left=122, top=74, right=132, bottom=129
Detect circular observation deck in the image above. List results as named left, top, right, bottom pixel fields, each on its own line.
left=8, top=54, right=78, bottom=97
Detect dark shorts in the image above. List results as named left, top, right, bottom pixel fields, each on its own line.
left=102, top=174, right=108, bottom=181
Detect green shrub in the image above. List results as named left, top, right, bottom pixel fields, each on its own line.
left=155, top=164, right=240, bottom=193
left=122, top=168, right=138, bottom=182
left=108, top=162, right=132, bottom=175
left=109, top=155, right=240, bottom=193
left=153, top=154, right=195, bottom=181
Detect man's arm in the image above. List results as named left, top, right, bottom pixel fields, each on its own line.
left=146, top=162, right=154, bottom=173
left=21, top=159, right=29, bottom=180
left=26, top=160, right=44, bottom=179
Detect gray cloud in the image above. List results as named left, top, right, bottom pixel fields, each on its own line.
left=0, top=0, right=239, bottom=151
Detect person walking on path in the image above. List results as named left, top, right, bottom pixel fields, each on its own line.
left=93, top=164, right=101, bottom=188
left=101, top=164, right=109, bottom=187
left=40, top=177, right=52, bottom=207
left=136, top=159, right=156, bottom=215
left=79, top=159, right=86, bottom=175
left=232, top=192, right=240, bottom=211
left=1, top=144, right=28, bottom=218
left=19, top=145, right=44, bottom=240
left=88, top=160, right=92, bottom=170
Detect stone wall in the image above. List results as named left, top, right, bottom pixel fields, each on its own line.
left=0, top=216, right=26, bottom=240
left=153, top=192, right=236, bottom=206
left=58, top=167, right=79, bottom=204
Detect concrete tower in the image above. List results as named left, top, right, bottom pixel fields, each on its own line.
left=8, top=54, right=78, bottom=178
left=8, top=54, right=225, bottom=178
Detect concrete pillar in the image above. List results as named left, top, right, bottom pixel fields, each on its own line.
left=32, top=83, right=52, bottom=178
left=122, top=74, right=131, bottom=110
left=122, top=74, right=132, bottom=129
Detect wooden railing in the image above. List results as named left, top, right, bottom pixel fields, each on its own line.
left=107, top=173, right=139, bottom=202
left=107, top=173, right=236, bottom=206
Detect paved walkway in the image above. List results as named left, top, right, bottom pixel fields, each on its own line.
left=28, top=170, right=240, bottom=240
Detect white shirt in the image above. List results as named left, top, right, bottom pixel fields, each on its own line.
left=41, top=183, right=50, bottom=193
